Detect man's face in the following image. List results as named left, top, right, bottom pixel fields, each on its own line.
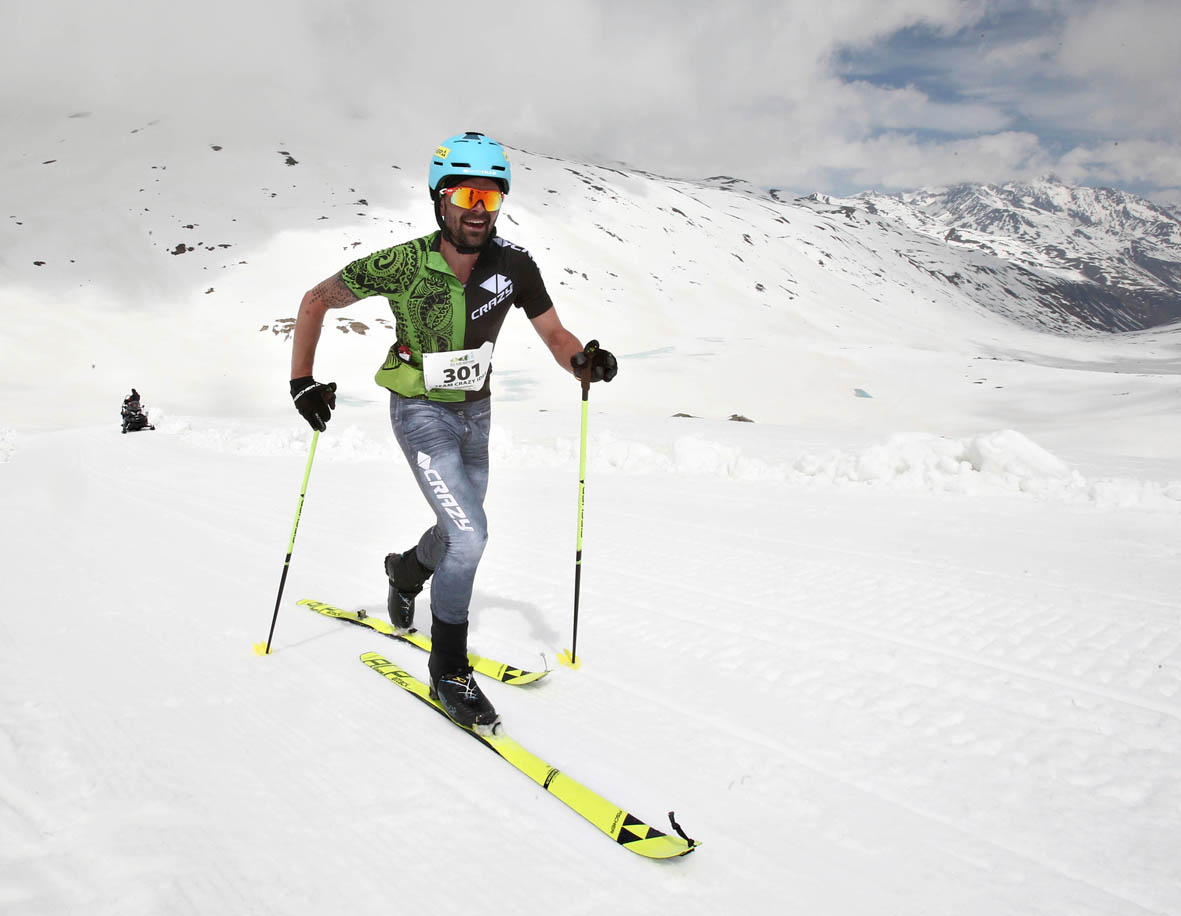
left=440, top=177, right=502, bottom=249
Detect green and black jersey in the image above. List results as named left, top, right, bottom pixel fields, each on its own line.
left=342, top=231, right=554, bottom=402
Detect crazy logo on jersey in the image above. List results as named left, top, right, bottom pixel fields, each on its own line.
left=471, top=274, right=514, bottom=320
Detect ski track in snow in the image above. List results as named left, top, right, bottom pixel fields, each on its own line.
left=2, top=410, right=1180, bottom=915
left=563, top=471, right=1181, bottom=915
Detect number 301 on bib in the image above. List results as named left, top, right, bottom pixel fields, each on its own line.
left=422, top=342, right=495, bottom=392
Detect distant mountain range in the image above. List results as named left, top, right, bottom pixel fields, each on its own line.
left=847, top=179, right=1181, bottom=331
left=689, top=173, right=1181, bottom=334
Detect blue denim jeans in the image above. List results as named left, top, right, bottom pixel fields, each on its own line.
left=389, top=395, right=492, bottom=625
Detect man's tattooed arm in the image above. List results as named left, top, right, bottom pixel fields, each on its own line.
left=291, top=271, right=360, bottom=378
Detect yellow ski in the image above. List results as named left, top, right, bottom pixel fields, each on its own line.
left=359, top=652, right=698, bottom=859
left=300, top=599, right=548, bottom=685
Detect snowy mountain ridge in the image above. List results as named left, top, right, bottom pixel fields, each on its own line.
left=851, top=178, right=1181, bottom=331
left=4, top=115, right=1181, bottom=344
left=3, top=113, right=1181, bottom=433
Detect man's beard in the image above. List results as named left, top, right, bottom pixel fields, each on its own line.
left=445, top=208, right=495, bottom=250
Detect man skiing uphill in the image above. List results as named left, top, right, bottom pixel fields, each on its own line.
left=288, top=131, right=617, bottom=733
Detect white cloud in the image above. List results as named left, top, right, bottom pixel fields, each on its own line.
left=1046, top=2, right=1181, bottom=137
left=1057, top=139, right=1181, bottom=189
left=822, top=131, right=1052, bottom=192
left=1056, top=0, right=1181, bottom=85
left=2, top=0, right=1178, bottom=198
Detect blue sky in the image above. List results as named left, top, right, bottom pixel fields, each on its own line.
left=3, top=0, right=1179, bottom=204
left=825, top=1, right=1180, bottom=203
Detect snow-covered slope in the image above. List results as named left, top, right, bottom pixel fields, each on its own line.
left=2, top=113, right=1181, bottom=916
left=5, top=112, right=1181, bottom=436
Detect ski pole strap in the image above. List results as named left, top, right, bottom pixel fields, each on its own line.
left=667, top=811, right=697, bottom=847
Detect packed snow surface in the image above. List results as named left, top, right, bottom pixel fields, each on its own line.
left=2, top=116, right=1180, bottom=915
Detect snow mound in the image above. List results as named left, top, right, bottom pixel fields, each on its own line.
left=807, top=429, right=1079, bottom=494
left=155, top=412, right=397, bottom=461
left=156, top=414, right=1180, bottom=510
left=528, top=428, right=1180, bottom=510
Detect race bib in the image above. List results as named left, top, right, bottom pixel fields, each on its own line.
left=422, top=342, right=494, bottom=392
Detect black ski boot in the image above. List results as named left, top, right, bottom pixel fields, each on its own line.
left=429, top=616, right=499, bottom=734
left=384, top=548, right=432, bottom=630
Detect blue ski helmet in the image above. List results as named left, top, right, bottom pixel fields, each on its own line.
left=429, top=132, right=511, bottom=199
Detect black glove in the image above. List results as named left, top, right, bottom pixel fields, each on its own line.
left=290, top=376, right=337, bottom=431
left=570, top=340, right=617, bottom=382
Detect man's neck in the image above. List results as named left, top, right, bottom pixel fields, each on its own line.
left=439, top=237, right=481, bottom=284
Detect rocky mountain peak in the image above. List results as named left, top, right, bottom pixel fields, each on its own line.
left=852, top=177, right=1181, bottom=331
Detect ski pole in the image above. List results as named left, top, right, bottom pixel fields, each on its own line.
left=254, top=429, right=320, bottom=656
left=559, top=357, right=594, bottom=669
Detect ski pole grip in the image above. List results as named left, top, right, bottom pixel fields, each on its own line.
left=577, top=340, right=599, bottom=395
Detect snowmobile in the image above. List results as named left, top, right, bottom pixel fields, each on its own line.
left=121, top=392, right=155, bottom=434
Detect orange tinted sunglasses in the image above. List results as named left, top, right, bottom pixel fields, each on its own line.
left=441, top=186, right=504, bottom=212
